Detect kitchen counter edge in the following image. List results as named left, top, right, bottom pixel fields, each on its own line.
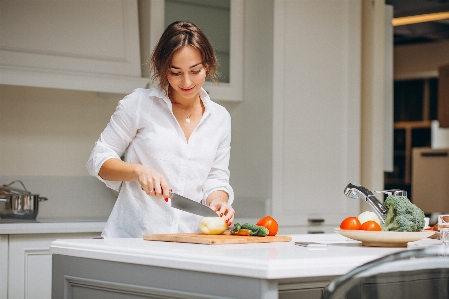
left=0, top=220, right=106, bottom=234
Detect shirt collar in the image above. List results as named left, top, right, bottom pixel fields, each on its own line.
left=148, top=86, right=214, bottom=116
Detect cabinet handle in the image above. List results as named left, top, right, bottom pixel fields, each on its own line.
left=308, top=218, right=325, bottom=223
left=308, top=231, right=325, bottom=234
left=421, top=152, right=448, bottom=157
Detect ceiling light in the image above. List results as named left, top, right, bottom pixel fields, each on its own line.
left=392, top=11, right=449, bottom=26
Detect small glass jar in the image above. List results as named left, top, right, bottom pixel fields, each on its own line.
left=438, top=215, right=449, bottom=245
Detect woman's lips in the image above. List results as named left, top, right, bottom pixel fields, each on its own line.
left=180, top=86, right=195, bottom=92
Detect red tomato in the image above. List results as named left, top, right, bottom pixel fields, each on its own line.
left=340, top=217, right=361, bottom=230
left=360, top=220, right=382, bottom=231
left=256, top=216, right=279, bottom=236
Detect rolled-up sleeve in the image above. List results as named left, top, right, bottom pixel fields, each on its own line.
left=202, top=114, right=234, bottom=205
left=86, top=91, right=141, bottom=191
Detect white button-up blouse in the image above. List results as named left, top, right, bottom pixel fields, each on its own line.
left=87, top=87, right=234, bottom=238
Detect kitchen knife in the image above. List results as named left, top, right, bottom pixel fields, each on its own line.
left=294, top=242, right=327, bottom=248
left=170, top=193, right=218, bottom=217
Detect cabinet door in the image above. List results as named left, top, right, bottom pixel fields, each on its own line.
left=279, top=281, right=330, bottom=299
left=0, top=0, right=147, bottom=94
left=279, top=289, right=323, bottom=299
left=272, top=0, right=361, bottom=226
left=0, top=235, right=8, bottom=299
left=8, top=233, right=100, bottom=299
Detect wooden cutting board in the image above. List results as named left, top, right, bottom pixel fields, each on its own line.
left=143, top=232, right=292, bottom=245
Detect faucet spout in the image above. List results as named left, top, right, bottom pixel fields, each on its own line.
left=344, top=183, right=388, bottom=223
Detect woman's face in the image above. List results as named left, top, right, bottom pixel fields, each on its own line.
left=167, top=46, right=207, bottom=103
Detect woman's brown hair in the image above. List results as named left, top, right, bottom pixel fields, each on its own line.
left=149, top=21, right=219, bottom=94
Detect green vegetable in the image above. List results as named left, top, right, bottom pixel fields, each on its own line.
left=231, top=223, right=269, bottom=237
left=382, top=195, right=425, bottom=232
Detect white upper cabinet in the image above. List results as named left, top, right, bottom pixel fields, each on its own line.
left=0, top=0, right=148, bottom=94
left=0, top=0, right=243, bottom=99
left=272, top=0, right=361, bottom=229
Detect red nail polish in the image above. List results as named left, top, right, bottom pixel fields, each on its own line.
left=220, top=213, right=223, bottom=217
left=165, top=198, right=168, bottom=202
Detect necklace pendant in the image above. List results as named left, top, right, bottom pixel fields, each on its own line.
left=186, top=118, right=191, bottom=123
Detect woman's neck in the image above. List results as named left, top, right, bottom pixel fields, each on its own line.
left=168, top=89, right=201, bottom=110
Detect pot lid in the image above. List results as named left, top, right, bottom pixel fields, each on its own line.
left=0, top=180, right=32, bottom=195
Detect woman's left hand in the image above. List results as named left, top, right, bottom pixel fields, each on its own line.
left=208, top=199, right=235, bottom=227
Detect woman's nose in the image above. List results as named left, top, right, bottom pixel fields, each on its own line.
left=181, top=74, right=191, bottom=86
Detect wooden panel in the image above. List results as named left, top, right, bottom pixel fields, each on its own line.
left=438, top=64, right=449, bottom=128
left=143, top=233, right=292, bottom=245
left=411, top=147, right=449, bottom=214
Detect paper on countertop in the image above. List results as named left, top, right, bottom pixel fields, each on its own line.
left=407, top=238, right=442, bottom=249
left=431, top=120, right=449, bottom=149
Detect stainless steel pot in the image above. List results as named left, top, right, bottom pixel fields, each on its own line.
left=0, top=180, right=48, bottom=220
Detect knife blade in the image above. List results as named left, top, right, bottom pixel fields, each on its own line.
left=169, top=193, right=218, bottom=217
left=294, top=242, right=328, bottom=247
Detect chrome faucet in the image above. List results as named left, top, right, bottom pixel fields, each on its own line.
left=343, top=183, right=389, bottom=223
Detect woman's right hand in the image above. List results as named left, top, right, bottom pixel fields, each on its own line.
left=99, top=158, right=171, bottom=200
left=135, top=164, right=171, bottom=200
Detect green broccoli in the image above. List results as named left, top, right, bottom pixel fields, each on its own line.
left=382, top=195, right=425, bottom=232
left=231, top=223, right=269, bottom=237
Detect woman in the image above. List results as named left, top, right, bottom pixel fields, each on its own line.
left=87, top=21, right=235, bottom=238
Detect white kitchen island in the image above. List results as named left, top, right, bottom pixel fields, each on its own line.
left=49, top=233, right=430, bottom=299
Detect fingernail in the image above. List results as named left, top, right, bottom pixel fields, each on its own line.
left=169, top=188, right=173, bottom=192
left=220, top=213, right=223, bottom=217
left=165, top=198, right=168, bottom=202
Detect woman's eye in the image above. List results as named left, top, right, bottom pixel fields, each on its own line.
left=191, top=70, right=201, bottom=74
left=170, top=72, right=181, bottom=76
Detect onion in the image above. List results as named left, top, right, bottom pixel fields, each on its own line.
left=199, top=217, right=228, bottom=235
left=358, top=211, right=380, bottom=225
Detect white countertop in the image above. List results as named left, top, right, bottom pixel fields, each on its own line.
left=0, top=219, right=106, bottom=234
left=49, top=233, right=423, bottom=280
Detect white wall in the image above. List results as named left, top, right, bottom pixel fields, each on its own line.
left=0, top=85, right=121, bottom=219
left=0, top=85, right=121, bottom=176
left=360, top=0, right=387, bottom=212
left=221, top=0, right=273, bottom=218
